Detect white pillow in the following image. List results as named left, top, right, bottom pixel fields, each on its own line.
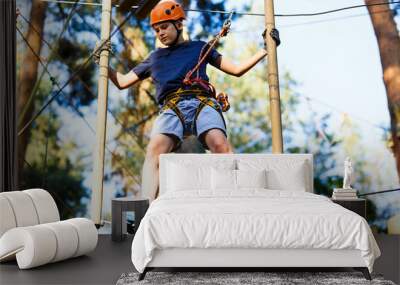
left=236, top=169, right=267, bottom=189
left=167, top=162, right=210, bottom=191
left=237, top=159, right=309, bottom=191
left=211, top=168, right=236, bottom=190
left=166, top=159, right=236, bottom=192
left=211, top=169, right=268, bottom=190
left=266, top=164, right=307, bottom=191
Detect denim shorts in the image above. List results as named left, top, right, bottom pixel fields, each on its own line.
left=150, top=97, right=227, bottom=150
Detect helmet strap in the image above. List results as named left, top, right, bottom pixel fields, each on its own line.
left=170, top=21, right=182, bottom=46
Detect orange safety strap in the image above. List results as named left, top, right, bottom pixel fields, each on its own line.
left=183, top=12, right=234, bottom=86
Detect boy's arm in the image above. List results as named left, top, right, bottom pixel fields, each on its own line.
left=108, top=67, right=141, bottom=90
left=215, top=49, right=267, bottom=77
left=213, top=28, right=280, bottom=77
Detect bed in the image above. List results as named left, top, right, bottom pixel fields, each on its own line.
left=131, top=153, right=380, bottom=281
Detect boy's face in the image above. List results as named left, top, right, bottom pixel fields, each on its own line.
left=153, top=21, right=182, bottom=46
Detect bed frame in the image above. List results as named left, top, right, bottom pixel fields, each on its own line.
left=139, top=248, right=371, bottom=280
left=138, top=154, right=371, bottom=281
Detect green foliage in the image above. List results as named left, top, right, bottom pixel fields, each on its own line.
left=18, top=74, right=89, bottom=218
left=20, top=160, right=88, bottom=220
left=20, top=108, right=89, bottom=219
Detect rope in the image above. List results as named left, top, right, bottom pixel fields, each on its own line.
left=300, top=95, right=388, bottom=132
left=22, top=158, right=77, bottom=217
left=17, top=1, right=79, bottom=127
left=17, top=12, right=153, bottom=154
left=38, top=0, right=400, bottom=17
left=71, top=106, right=142, bottom=185
left=72, top=11, right=134, bottom=71
left=279, top=8, right=399, bottom=29
left=186, top=1, right=400, bottom=17
left=18, top=9, right=136, bottom=136
left=18, top=7, right=155, bottom=153
left=17, top=20, right=143, bottom=185
left=41, top=0, right=138, bottom=9
left=231, top=6, right=396, bottom=32
left=184, top=11, right=233, bottom=85
left=359, top=188, right=400, bottom=196
left=42, top=107, right=53, bottom=188
left=304, top=97, right=334, bottom=146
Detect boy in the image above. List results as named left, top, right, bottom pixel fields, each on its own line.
left=99, top=0, right=280, bottom=202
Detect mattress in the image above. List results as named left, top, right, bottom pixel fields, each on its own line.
left=131, top=190, right=380, bottom=273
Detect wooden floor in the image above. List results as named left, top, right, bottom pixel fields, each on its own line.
left=1, top=234, right=398, bottom=285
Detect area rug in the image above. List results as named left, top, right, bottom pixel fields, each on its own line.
left=116, top=271, right=396, bottom=285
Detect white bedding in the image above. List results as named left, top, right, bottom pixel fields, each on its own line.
left=131, top=190, right=380, bottom=273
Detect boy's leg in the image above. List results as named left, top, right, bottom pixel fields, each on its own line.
left=195, top=101, right=233, bottom=153
left=141, top=133, right=177, bottom=202
left=203, top=129, right=233, bottom=153
left=141, top=108, right=183, bottom=202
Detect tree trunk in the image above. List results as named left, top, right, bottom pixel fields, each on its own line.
left=365, top=0, right=400, bottom=178
left=17, top=0, right=47, bottom=177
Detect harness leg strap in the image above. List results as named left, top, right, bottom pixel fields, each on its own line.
left=192, top=97, right=227, bottom=137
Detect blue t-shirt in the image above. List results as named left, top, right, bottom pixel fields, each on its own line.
left=131, top=40, right=222, bottom=105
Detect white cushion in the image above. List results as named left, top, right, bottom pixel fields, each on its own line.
left=0, top=225, right=57, bottom=269
left=0, top=189, right=98, bottom=269
left=65, top=218, right=98, bottom=257
left=266, top=165, right=307, bottom=191
left=23, top=189, right=60, bottom=223
left=42, top=221, right=79, bottom=262
left=211, top=168, right=236, bottom=190
left=0, top=196, right=17, bottom=237
left=160, top=154, right=313, bottom=194
left=0, top=191, right=39, bottom=227
left=0, top=218, right=97, bottom=269
left=211, top=169, right=268, bottom=191
left=236, top=169, right=267, bottom=189
left=238, top=159, right=309, bottom=191
left=166, top=159, right=236, bottom=192
left=167, top=162, right=211, bottom=191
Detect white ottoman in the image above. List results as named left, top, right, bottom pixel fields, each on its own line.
left=0, top=189, right=98, bottom=269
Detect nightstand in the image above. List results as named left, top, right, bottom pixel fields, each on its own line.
left=111, top=197, right=149, bottom=242
left=331, top=198, right=366, bottom=219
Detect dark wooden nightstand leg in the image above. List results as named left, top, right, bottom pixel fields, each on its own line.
left=354, top=267, right=371, bottom=280
left=134, top=202, right=149, bottom=235
left=112, top=201, right=123, bottom=242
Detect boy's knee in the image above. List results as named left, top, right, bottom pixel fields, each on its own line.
left=146, top=143, right=162, bottom=159
left=146, top=135, right=176, bottom=159
left=210, top=140, right=230, bottom=153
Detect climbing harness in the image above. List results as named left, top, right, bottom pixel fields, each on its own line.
left=160, top=12, right=235, bottom=138
left=161, top=87, right=227, bottom=138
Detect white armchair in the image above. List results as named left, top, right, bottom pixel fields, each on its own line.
left=0, top=188, right=98, bottom=269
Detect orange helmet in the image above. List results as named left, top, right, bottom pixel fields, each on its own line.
left=150, top=0, right=185, bottom=26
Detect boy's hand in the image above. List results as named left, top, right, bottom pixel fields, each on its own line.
left=262, top=28, right=281, bottom=50
left=93, top=39, right=113, bottom=65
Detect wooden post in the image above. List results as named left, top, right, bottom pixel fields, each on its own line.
left=264, top=0, right=283, bottom=153
left=91, top=0, right=112, bottom=226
